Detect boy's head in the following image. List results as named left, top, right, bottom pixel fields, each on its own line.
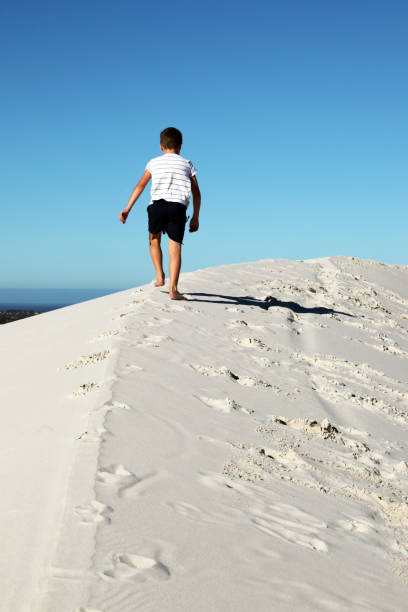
left=160, top=127, right=182, bottom=153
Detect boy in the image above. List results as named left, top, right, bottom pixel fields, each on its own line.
left=119, top=127, right=201, bottom=300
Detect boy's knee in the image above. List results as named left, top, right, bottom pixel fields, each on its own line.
left=149, top=232, right=161, bottom=245
left=168, top=239, right=182, bottom=253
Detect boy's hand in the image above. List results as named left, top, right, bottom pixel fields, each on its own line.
left=119, top=210, right=129, bottom=224
left=119, top=170, right=151, bottom=225
left=189, top=216, right=199, bottom=232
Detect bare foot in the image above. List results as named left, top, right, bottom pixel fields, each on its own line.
left=153, top=275, right=165, bottom=287
left=169, top=291, right=188, bottom=300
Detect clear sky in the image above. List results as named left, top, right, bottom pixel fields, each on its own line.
left=1, top=0, right=407, bottom=289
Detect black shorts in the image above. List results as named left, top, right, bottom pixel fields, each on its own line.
left=147, top=199, right=187, bottom=244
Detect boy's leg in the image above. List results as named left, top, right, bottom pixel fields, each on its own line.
left=168, top=238, right=187, bottom=300
left=149, top=232, right=165, bottom=286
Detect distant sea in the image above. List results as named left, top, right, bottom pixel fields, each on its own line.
left=0, top=288, right=124, bottom=312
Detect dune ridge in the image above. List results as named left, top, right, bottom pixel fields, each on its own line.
left=1, top=256, right=407, bottom=611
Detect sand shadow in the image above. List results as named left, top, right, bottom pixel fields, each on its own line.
left=183, top=292, right=353, bottom=317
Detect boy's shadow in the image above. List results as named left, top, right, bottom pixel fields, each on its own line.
left=184, top=292, right=353, bottom=317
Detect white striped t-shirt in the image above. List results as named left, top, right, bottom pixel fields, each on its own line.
left=145, top=153, right=197, bottom=207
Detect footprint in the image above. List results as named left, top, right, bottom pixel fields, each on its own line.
left=227, top=319, right=249, bottom=328
left=336, top=516, right=377, bottom=537
left=76, top=608, right=103, bottom=612
left=135, top=334, right=172, bottom=347
left=70, top=382, right=102, bottom=397
left=73, top=501, right=113, bottom=524
left=233, top=336, right=270, bottom=351
left=114, top=312, right=133, bottom=319
left=268, top=415, right=370, bottom=453
left=189, top=364, right=271, bottom=389
left=236, top=376, right=272, bottom=389
left=97, top=464, right=139, bottom=496
left=76, top=431, right=89, bottom=440
left=227, top=320, right=265, bottom=331
left=189, top=364, right=234, bottom=378
left=394, top=461, right=408, bottom=474
left=182, top=304, right=201, bottom=313
left=251, top=503, right=329, bottom=553
left=64, top=350, right=110, bottom=370
left=122, top=298, right=148, bottom=308
left=195, top=395, right=252, bottom=415
left=251, top=355, right=280, bottom=368
left=76, top=428, right=110, bottom=442
left=103, top=400, right=131, bottom=412
left=101, top=552, right=170, bottom=583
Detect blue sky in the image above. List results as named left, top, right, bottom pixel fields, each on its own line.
left=1, top=0, right=407, bottom=289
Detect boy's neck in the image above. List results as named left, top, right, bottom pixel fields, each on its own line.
left=161, top=147, right=180, bottom=155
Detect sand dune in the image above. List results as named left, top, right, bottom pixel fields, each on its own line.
left=1, top=257, right=407, bottom=611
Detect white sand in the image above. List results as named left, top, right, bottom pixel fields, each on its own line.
left=1, top=256, right=408, bottom=611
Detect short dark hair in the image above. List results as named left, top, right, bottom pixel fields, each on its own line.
left=160, top=127, right=182, bottom=150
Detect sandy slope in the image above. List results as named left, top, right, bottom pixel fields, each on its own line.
left=1, top=257, right=408, bottom=611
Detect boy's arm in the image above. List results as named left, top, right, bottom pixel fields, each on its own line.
left=189, top=175, right=201, bottom=233
left=119, top=170, right=151, bottom=224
